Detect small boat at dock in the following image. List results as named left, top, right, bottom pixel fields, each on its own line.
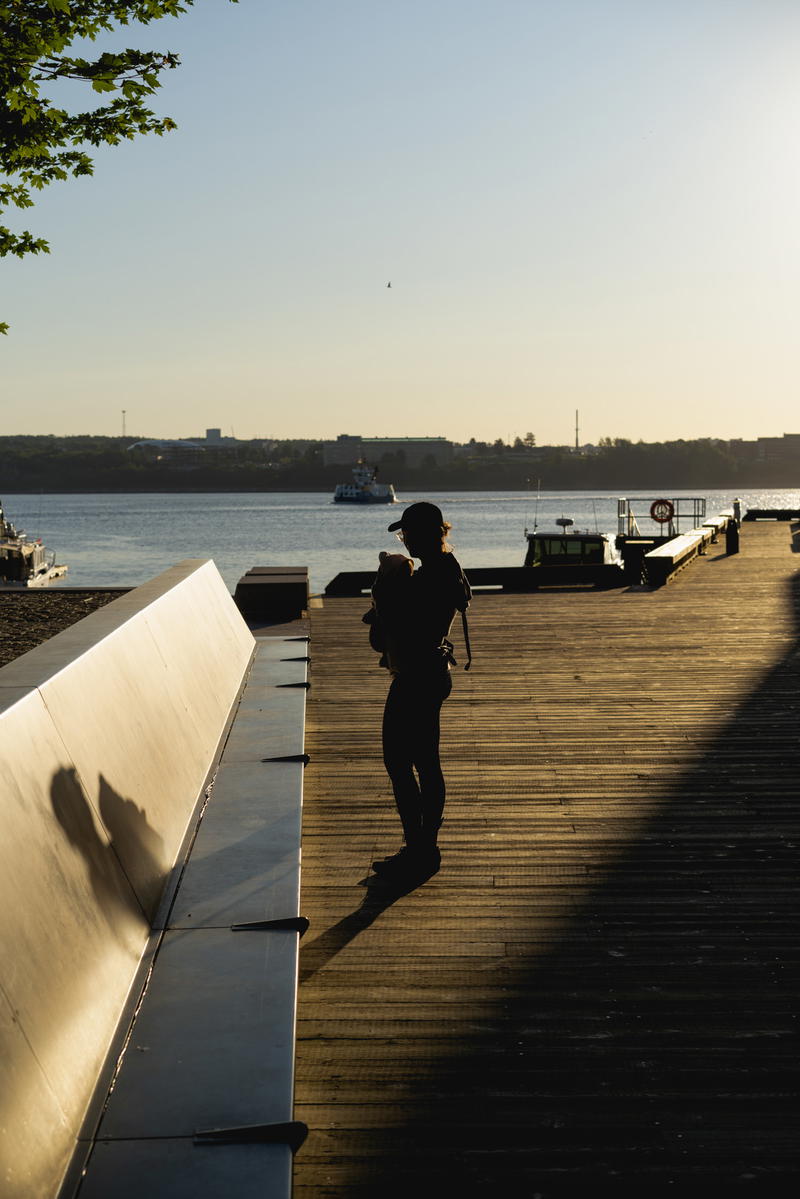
left=523, top=517, right=625, bottom=588
left=323, top=497, right=726, bottom=595
left=0, top=500, right=68, bottom=587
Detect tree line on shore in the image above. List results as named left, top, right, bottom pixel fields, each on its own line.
left=0, top=434, right=795, bottom=492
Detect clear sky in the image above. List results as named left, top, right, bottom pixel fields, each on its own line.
left=2, top=0, right=800, bottom=445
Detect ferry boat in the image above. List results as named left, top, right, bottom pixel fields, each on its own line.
left=333, top=461, right=396, bottom=505
left=0, top=500, right=68, bottom=587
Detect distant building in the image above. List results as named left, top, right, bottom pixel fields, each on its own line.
left=127, top=439, right=205, bottom=466
left=322, top=434, right=363, bottom=466
left=363, top=437, right=453, bottom=468
left=756, top=433, right=800, bottom=464
left=323, top=434, right=453, bottom=469
left=193, top=428, right=241, bottom=448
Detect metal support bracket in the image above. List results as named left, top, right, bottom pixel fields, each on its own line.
left=231, top=916, right=310, bottom=934
left=194, top=1120, right=309, bottom=1153
left=261, top=753, right=310, bottom=765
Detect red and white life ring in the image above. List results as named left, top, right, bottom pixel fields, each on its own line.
left=650, top=499, right=675, bottom=524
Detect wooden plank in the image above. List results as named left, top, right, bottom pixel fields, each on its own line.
left=294, top=521, right=800, bottom=1191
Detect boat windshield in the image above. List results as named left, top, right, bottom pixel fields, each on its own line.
left=526, top=536, right=605, bottom=566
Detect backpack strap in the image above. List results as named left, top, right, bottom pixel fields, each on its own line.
left=461, top=609, right=472, bottom=671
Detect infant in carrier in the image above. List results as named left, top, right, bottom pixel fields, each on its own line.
left=373, top=551, right=413, bottom=606
left=363, top=551, right=414, bottom=669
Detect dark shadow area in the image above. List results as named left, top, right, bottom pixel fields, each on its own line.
left=299, top=871, right=432, bottom=983
left=50, top=767, right=150, bottom=925
left=97, top=773, right=165, bottom=922
left=790, top=521, right=800, bottom=552
left=332, top=573, right=800, bottom=1197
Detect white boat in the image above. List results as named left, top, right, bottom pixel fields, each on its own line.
left=333, top=461, right=396, bottom=505
left=523, top=517, right=624, bottom=587
left=0, top=500, right=68, bottom=587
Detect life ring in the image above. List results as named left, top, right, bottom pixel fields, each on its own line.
left=650, top=499, right=675, bottom=524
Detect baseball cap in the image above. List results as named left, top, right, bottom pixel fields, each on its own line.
left=387, top=501, right=445, bottom=533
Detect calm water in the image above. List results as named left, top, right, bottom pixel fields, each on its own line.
left=4, top=489, right=799, bottom=595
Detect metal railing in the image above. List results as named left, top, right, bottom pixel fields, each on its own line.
left=617, top=496, right=707, bottom=540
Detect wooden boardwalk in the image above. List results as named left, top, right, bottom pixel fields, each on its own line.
left=294, top=522, right=800, bottom=1196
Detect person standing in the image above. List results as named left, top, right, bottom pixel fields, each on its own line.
left=367, top=502, right=471, bottom=880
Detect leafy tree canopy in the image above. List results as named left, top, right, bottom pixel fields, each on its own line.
left=1, top=0, right=236, bottom=332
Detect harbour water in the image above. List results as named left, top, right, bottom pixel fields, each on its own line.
left=4, top=489, right=798, bottom=595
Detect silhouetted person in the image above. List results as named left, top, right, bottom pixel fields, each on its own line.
left=365, top=502, right=471, bottom=880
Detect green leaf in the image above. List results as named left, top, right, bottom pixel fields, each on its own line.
left=0, top=0, right=240, bottom=330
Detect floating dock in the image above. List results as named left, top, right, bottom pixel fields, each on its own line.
left=295, top=519, right=800, bottom=1194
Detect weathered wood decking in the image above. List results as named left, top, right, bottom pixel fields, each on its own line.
left=295, top=522, right=800, bottom=1196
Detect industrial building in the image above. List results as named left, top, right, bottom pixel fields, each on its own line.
left=322, top=434, right=453, bottom=469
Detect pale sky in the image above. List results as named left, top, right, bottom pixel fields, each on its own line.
left=2, top=0, right=800, bottom=445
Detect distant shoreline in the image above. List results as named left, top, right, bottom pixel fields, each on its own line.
left=2, top=435, right=798, bottom=493
left=1, top=482, right=779, bottom=495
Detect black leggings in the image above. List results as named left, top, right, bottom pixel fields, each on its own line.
left=382, top=669, right=452, bottom=848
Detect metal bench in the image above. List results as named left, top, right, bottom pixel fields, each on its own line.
left=701, top=514, right=729, bottom=541
left=0, top=561, right=255, bottom=1198
left=77, top=636, right=308, bottom=1198
left=235, top=567, right=309, bottom=622
left=644, top=527, right=715, bottom=586
left=0, top=561, right=308, bottom=1199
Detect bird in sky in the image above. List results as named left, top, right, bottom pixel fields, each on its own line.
left=386, top=281, right=391, bottom=288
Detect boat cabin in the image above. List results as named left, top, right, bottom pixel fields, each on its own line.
left=522, top=518, right=623, bottom=588
left=524, top=532, right=609, bottom=568
left=0, top=500, right=67, bottom=587
left=524, top=516, right=620, bottom=569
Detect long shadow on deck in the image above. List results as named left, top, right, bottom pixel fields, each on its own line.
left=299, top=874, right=423, bottom=983
left=307, top=573, right=800, bottom=1197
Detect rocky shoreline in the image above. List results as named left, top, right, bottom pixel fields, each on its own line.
left=0, top=591, right=123, bottom=668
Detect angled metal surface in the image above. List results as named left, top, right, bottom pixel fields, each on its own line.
left=77, top=1140, right=291, bottom=1199
left=96, top=928, right=299, bottom=1139
left=168, top=761, right=303, bottom=929
left=37, top=617, right=202, bottom=920
left=0, top=683, right=36, bottom=710
left=0, top=689, right=146, bottom=1197
left=80, top=627, right=307, bottom=1198
left=245, top=636, right=306, bottom=662
left=0, top=560, right=256, bottom=1199
left=36, top=563, right=253, bottom=921
left=0, top=561, right=254, bottom=923
left=220, top=690, right=307, bottom=762
left=193, top=1119, right=307, bottom=1149
left=231, top=917, right=309, bottom=934
left=0, top=561, right=217, bottom=690
left=139, top=564, right=256, bottom=736
left=238, top=646, right=308, bottom=694
left=0, top=987, right=72, bottom=1199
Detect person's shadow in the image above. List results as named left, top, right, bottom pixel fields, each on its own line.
left=50, top=768, right=165, bottom=926
left=97, top=773, right=166, bottom=922
left=299, top=870, right=433, bottom=983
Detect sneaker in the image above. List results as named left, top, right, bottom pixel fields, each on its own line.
left=372, top=847, right=416, bottom=875
left=372, top=845, right=440, bottom=878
